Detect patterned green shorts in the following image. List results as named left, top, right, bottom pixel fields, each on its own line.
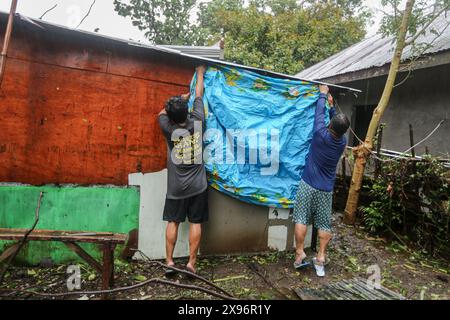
left=293, top=179, right=333, bottom=232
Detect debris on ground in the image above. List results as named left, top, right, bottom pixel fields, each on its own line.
left=1, top=214, right=449, bottom=300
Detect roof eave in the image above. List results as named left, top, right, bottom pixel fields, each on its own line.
left=317, top=49, right=450, bottom=84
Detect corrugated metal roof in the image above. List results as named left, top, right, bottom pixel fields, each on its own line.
left=294, top=277, right=405, bottom=300
left=159, top=45, right=222, bottom=60
left=296, top=14, right=450, bottom=80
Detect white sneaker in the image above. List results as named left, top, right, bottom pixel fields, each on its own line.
left=312, top=258, right=325, bottom=277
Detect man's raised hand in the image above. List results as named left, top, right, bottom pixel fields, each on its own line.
left=196, top=65, right=207, bottom=75
left=319, top=84, right=329, bottom=95
left=181, top=93, right=191, bottom=101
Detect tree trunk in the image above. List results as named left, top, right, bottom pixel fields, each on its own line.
left=343, top=0, right=416, bottom=224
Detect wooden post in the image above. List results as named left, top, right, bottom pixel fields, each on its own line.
left=341, top=154, right=347, bottom=192
left=101, top=243, right=115, bottom=299
left=340, top=154, right=348, bottom=213
left=0, top=0, right=18, bottom=87
left=375, top=125, right=383, bottom=178
left=409, top=124, right=415, bottom=158
left=0, top=242, right=21, bottom=263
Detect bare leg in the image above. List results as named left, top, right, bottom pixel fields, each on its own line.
left=166, top=222, right=179, bottom=266
left=186, top=223, right=202, bottom=273
left=294, top=223, right=308, bottom=263
left=317, top=230, right=332, bottom=263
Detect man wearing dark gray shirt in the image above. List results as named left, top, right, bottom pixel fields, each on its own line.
left=158, top=65, right=207, bottom=275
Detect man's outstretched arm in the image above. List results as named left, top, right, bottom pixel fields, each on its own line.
left=195, top=65, right=206, bottom=98
left=313, top=85, right=329, bottom=132
left=192, top=65, right=206, bottom=121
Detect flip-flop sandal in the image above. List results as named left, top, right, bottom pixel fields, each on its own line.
left=293, top=253, right=310, bottom=270
left=164, top=265, right=177, bottom=278
left=312, top=258, right=326, bottom=277
left=293, top=259, right=311, bottom=270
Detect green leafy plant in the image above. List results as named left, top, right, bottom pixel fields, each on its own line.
left=361, top=156, right=450, bottom=258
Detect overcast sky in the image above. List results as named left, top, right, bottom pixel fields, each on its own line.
left=0, top=0, right=387, bottom=44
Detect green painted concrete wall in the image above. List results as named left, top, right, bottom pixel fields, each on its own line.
left=0, top=185, right=140, bottom=265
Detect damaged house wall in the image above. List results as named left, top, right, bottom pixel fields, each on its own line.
left=335, top=64, right=450, bottom=155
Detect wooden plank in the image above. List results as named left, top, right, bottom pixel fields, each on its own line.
left=0, top=228, right=126, bottom=244
left=0, top=228, right=114, bottom=236
left=0, top=234, right=126, bottom=244
left=0, top=242, right=21, bottom=263
left=64, top=242, right=102, bottom=274
left=120, top=228, right=138, bottom=260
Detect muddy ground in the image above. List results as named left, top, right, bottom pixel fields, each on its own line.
left=1, top=213, right=449, bottom=300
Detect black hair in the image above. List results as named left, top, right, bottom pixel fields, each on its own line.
left=329, top=113, right=350, bottom=137
left=165, top=96, right=188, bottom=124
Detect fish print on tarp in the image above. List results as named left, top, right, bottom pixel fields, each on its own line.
left=188, top=66, right=330, bottom=208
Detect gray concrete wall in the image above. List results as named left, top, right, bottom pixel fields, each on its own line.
left=335, top=64, right=450, bottom=156
left=131, top=170, right=311, bottom=259
left=202, top=188, right=312, bottom=255
left=202, top=188, right=269, bottom=254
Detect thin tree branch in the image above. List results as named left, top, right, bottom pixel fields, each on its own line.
left=247, top=262, right=289, bottom=299
left=0, top=277, right=238, bottom=300
left=76, top=0, right=96, bottom=29
left=132, top=249, right=234, bottom=298
left=39, top=4, right=57, bottom=20
left=405, top=4, right=450, bottom=46
left=395, top=18, right=450, bottom=87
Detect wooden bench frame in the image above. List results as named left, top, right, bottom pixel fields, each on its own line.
left=0, top=228, right=127, bottom=292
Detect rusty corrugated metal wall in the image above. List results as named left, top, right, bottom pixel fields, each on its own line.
left=0, top=14, right=194, bottom=185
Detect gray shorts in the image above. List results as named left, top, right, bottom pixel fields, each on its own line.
left=293, top=179, right=333, bottom=232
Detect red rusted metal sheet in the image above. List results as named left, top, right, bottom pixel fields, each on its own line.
left=0, top=16, right=194, bottom=185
